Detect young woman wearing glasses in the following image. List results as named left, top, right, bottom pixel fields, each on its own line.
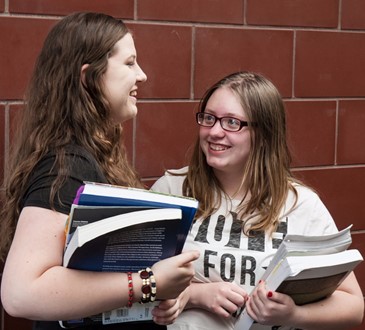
left=151, top=71, right=364, bottom=330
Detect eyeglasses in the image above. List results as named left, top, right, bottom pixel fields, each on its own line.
left=196, top=112, right=249, bottom=132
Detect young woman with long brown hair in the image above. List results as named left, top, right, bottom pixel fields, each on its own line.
left=0, top=12, right=199, bottom=330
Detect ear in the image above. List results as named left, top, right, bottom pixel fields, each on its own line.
left=80, top=64, right=89, bottom=86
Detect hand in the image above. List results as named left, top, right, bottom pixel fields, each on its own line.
left=151, top=250, right=199, bottom=300
left=190, top=282, right=248, bottom=318
left=245, top=280, right=297, bottom=326
left=151, top=287, right=191, bottom=325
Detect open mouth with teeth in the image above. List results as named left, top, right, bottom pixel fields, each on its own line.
left=209, top=143, right=230, bottom=151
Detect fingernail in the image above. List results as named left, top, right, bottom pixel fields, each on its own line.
left=267, top=291, right=273, bottom=298
left=258, top=280, right=262, bottom=284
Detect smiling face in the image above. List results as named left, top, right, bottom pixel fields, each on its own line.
left=199, top=86, right=252, bottom=180
left=102, top=33, right=147, bottom=124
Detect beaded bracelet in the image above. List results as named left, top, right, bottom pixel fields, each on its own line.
left=126, top=272, right=134, bottom=308
left=149, top=268, right=157, bottom=302
left=138, top=267, right=157, bottom=304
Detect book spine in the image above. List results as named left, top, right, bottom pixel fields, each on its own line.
left=73, top=185, right=85, bottom=205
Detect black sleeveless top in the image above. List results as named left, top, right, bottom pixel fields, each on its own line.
left=21, top=145, right=165, bottom=330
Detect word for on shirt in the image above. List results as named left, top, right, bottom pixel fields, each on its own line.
left=193, top=212, right=288, bottom=286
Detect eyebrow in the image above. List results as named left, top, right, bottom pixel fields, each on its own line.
left=205, top=109, right=245, bottom=119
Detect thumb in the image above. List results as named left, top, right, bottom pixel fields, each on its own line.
left=156, top=299, right=176, bottom=310
left=175, top=250, right=200, bottom=266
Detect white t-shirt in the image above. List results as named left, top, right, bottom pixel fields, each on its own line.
left=151, top=167, right=338, bottom=330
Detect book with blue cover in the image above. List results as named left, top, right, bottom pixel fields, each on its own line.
left=71, top=181, right=198, bottom=255
left=60, top=182, right=198, bottom=328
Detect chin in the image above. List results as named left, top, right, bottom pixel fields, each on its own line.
left=206, top=160, right=227, bottom=171
left=129, top=105, right=138, bottom=117
left=120, top=108, right=138, bottom=122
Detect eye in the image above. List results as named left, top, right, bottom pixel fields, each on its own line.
left=204, top=114, right=216, bottom=124
left=127, top=61, right=135, bottom=67
left=225, top=117, right=241, bottom=129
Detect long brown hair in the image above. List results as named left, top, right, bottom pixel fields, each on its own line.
left=184, top=71, right=299, bottom=235
left=0, top=12, right=143, bottom=260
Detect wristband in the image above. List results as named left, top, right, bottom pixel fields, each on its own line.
left=138, top=267, right=157, bottom=303
left=126, top=272, right=134, bottom=308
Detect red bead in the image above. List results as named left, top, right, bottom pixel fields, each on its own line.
left=139, top=270, right=149, bottom=279
left=142, top=284, right=151, bottom=294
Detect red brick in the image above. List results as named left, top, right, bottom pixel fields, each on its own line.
left=0, top=0, right=4, bottom=12
left=247, top=0, right=339, bottom=28
left=0, top=104, right=4, bottom=184
left=295, top=31, right=365, bottom=97
left=138, top=0, right=244, bottom=24
left=286, top=101, right=336, bottom=167
left=129, top=23, right=192, bottom=99
left=9, top=0, right=134, bottom=18
left=9, top=104, right=23, bottom=146
left=0, top=17, right=57, bottom=100
left=293, top=167, right=365, bottom=231
left=194, top=27, right=293, bottom=99
left=351, top=234, right=365, bottom=300
left=338, top=100, right=365, bottom=165
left=135, top=102, right=199, bottom=178
left=342, top=0, right=365, bottom=30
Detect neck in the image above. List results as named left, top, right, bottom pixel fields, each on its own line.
left=214, top=169, right=247, bottom=200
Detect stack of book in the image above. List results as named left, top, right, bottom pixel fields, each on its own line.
left=234, top=225, right=363, bottom=330
left=60, top=181, right=199, bottom=328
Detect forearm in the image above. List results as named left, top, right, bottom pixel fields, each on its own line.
left=2, top=265, right=143, bottom=320
left=290, top=290, right=364, bottom=330
left=184, top=282, right=203, bottom=309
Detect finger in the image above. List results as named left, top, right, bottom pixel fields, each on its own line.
left=255, top=281, right=270, bottom=301
left=152, top=305, right=178, bottom=318
left=157, top=299, right=177, bottom=310
left=175, top=250, right=200, bottom=266
left=220, top=300, right=242, bottom=315
left=265, top=290, right=286, bottom=305
left=248, top=292, right=265, bottom=316
left=229, top=291, right=247, bottom=307
left=245, top=297, right=258, bottom=320
left=153, top=310, right=179, bottom=325
left=232, top=286, right=249, bottom=297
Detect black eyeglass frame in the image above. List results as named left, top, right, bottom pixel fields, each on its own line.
left=196, top=112, right=250, bottom=132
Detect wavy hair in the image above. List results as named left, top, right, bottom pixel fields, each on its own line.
left=183, top=71, right=300, bottom=235
left=0, top=12, right=143, bottom=260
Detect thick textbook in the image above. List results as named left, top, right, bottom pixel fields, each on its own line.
left=235, top=226, right=363, bottom=330
left=60, top=182, right=198, bottom=328
left=63, top=207, right=184, bottom=271
left=73, top=181, right=199, bottom=254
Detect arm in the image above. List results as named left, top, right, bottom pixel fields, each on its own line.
left=1, top=206, right=199, bottom=321
left=246, top=274, right=364, bottom=329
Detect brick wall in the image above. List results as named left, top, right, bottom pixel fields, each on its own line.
left=1, top=0, right=365, bottom=329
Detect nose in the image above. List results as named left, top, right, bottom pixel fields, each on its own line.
left=136, top=64, right=147, bottom=82
left=208, top=119, right=225, bottom=136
